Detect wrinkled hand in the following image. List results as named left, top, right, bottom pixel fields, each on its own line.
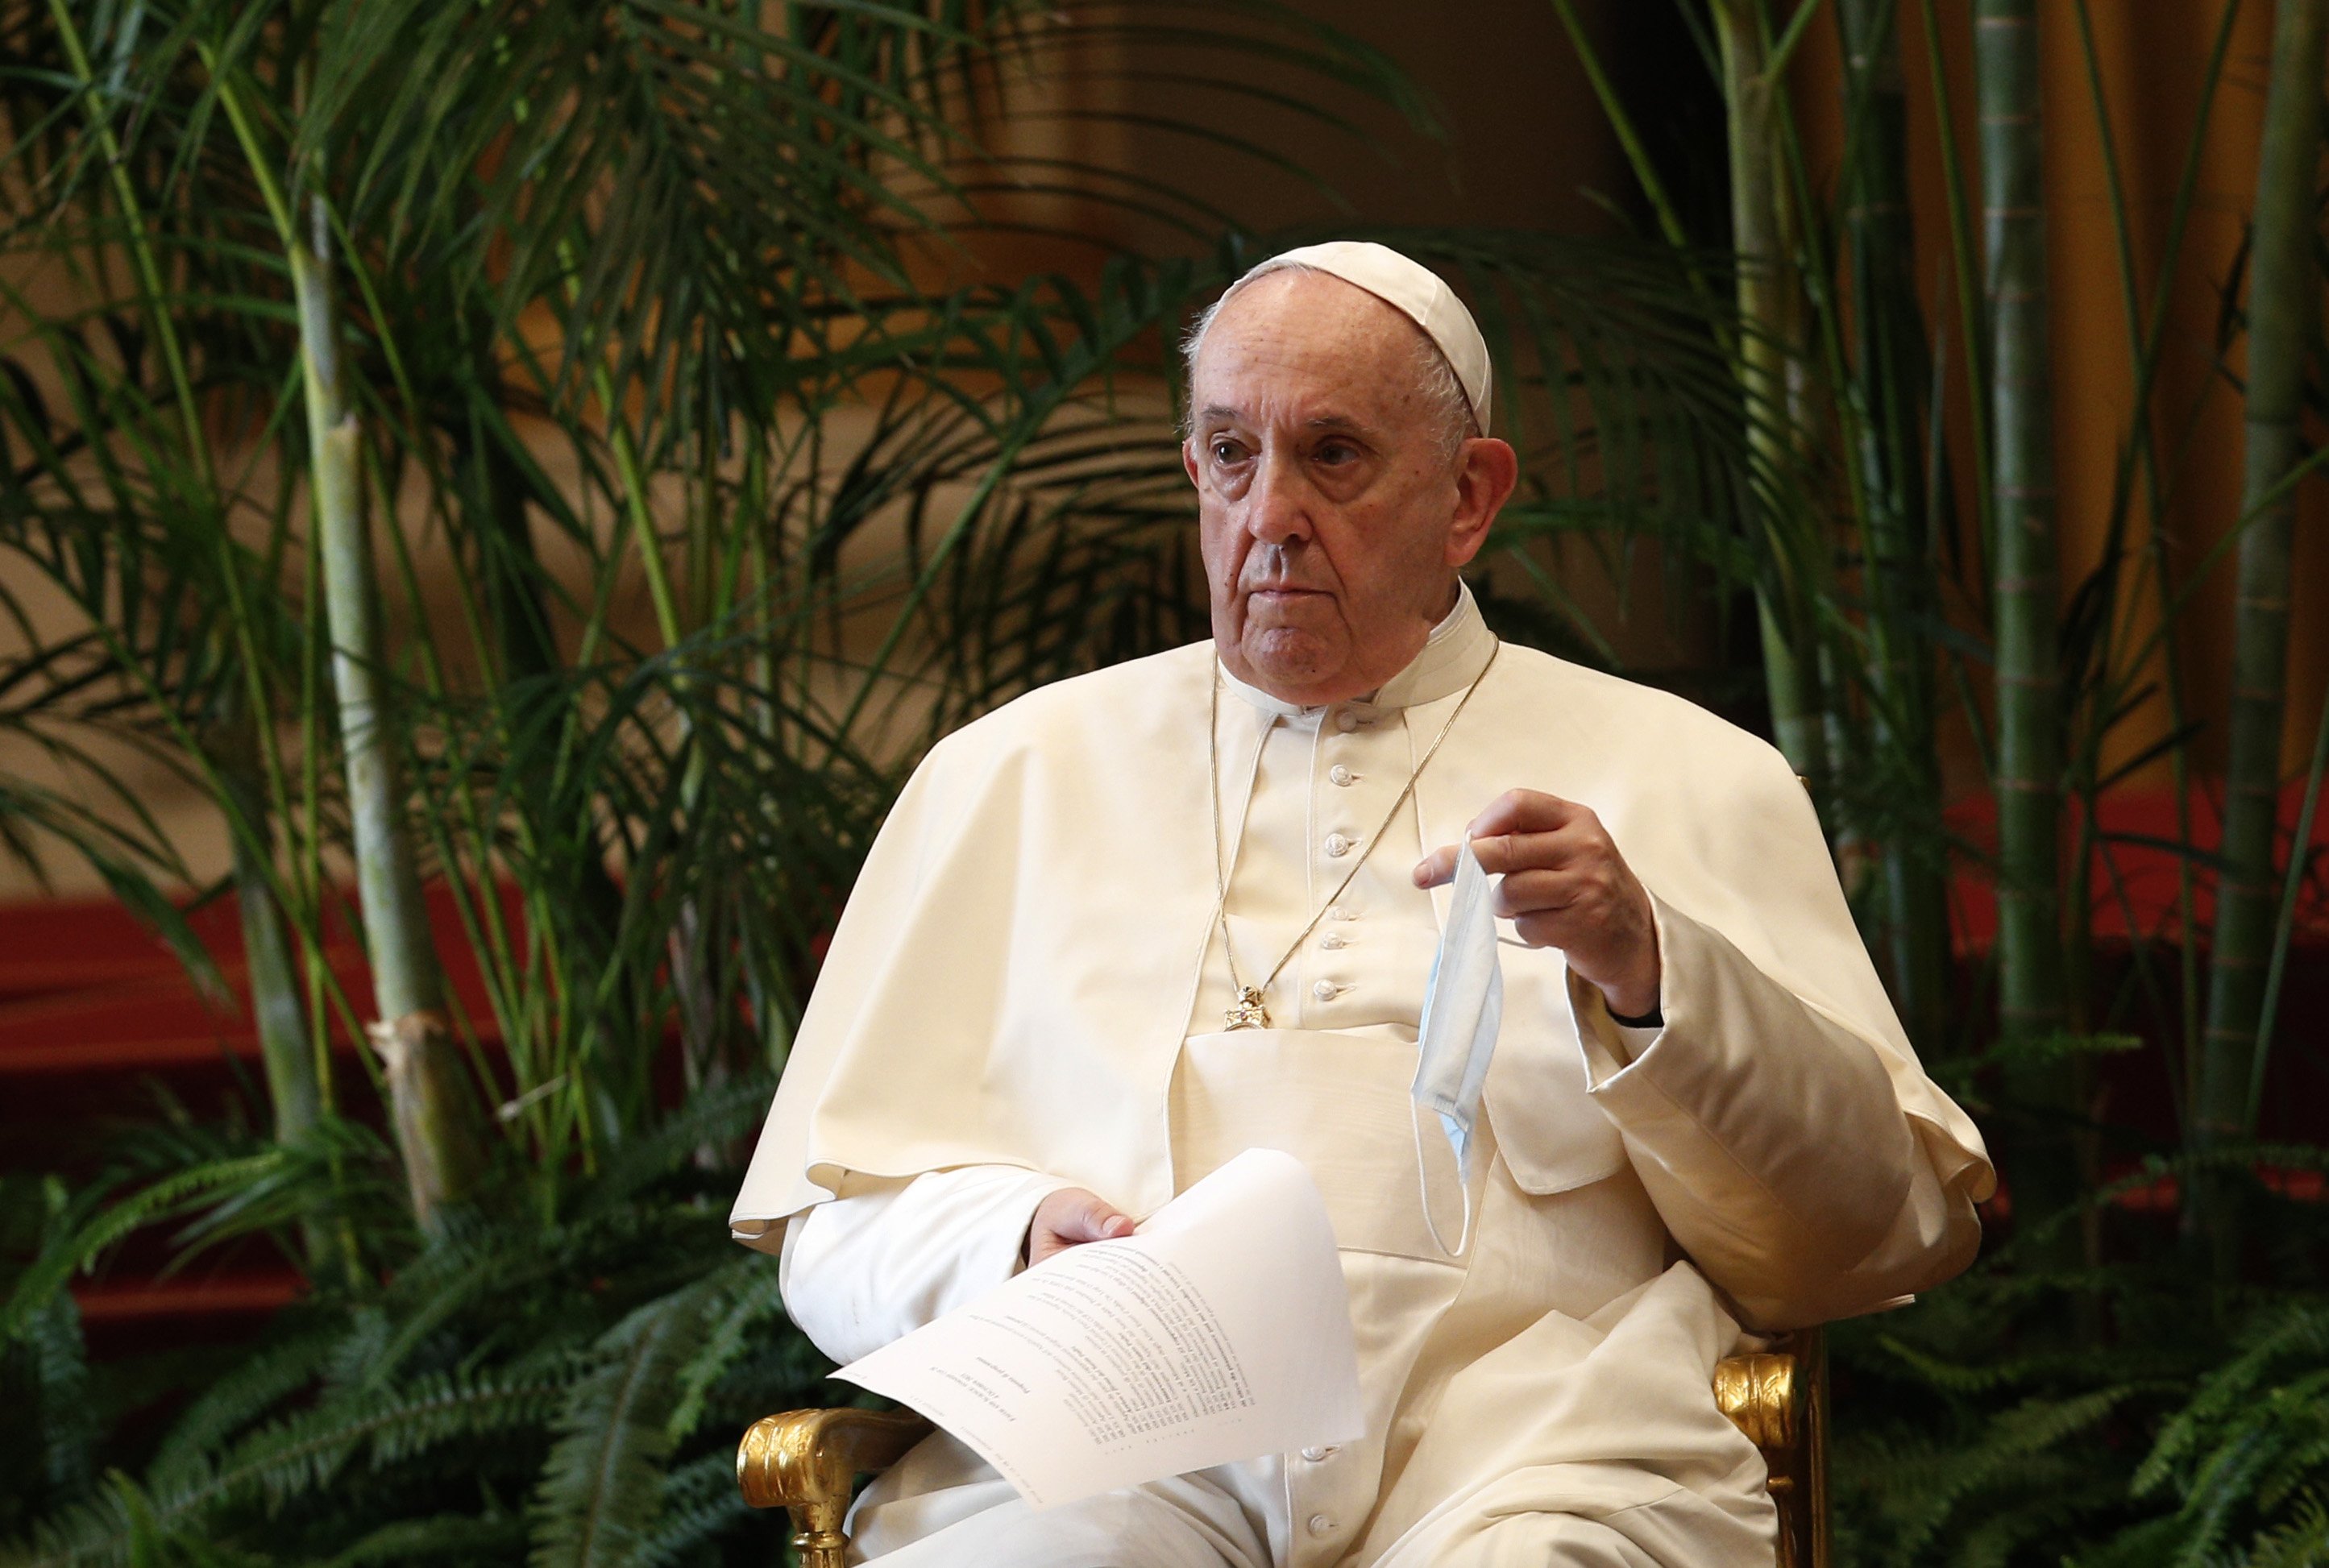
left=1025, top=1187, right=1135, bottom=1268
left=1413, top=788, right=1661, bottom=1018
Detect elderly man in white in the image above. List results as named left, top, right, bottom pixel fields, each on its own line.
left=732, top=241, right=1995, bottom=1567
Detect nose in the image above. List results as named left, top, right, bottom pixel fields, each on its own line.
left=1243, top=447, right=1314, bottom=546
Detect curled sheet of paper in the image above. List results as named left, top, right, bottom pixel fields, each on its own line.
left=836, top=1147, right=1364, bottom=1511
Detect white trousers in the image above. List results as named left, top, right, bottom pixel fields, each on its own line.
left=848, top=1263, right=1775, bottom=1568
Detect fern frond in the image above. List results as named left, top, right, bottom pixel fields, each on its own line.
left=527, top=1288, right=708, bottom=1567
left=8, top=1356, right=586, bottom=1566
left=2236, top=1490, right=2329, bottom=1568
left=572, top=1074, right=776, bottom=1222
left=1876, top=1388, right=2141, bottom=1559
left=2, top=1470, right=145, bottom=1568
left=0, top=1155, right=287, bottom=1345
left=147, top=1327, right=338, bottom=1492
left=663, top=1255, right=784, bottom=1445
left=637, top=1451, right=750, bottom=1568
left=2139, top=1305, right=2329, bottom=1492
left=24, top=1288, right=93, bottom=1501
left=313, top=1512, right=528, bottom=1566
left=1953, top=1471, right=2131, bottom=1568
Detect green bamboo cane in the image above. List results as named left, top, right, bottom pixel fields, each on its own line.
left=2195, top=0, right=2329, bottom=1261
left=1978, top=0, right=2085, bottom=1252
left=1712, top=0, right=1831, bottom=793
left=1838, top=0, right=1948, bottom=1052
left=287, top=193, right=488, bottom=1229
left=217, top=745, right=342, bottom=1271
left=2245, top=684, right=2329, bottom=1129
left=202, top=53, right=488, bottom=1226
left=1978, top=0, right=2066, bottom=1048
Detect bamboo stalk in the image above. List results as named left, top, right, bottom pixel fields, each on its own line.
left=1838, top=0, right=1948, bottom=1052
left=289, top=195, right=486, bottom=1227
left=223, top=766, right=320, bottom=1148
left=2245, top=685, right=2329, bottom=1127
left=1978, top=0, right=2085, bottom=1251
left=2196, top=0, right=2329, bottom=1255
left=220, top=750, right=340, bottom=1271
left=1712, top=0, right=1831, bottom=792
left=1978, top=0, right=2065, bottom=1051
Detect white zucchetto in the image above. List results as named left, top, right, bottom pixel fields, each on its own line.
left=1218, top=240, right=1492, bottom=432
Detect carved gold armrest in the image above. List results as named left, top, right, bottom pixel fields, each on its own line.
left=737, top=1407, right=935, bottom=1568
left=1714, top=1331, right=1829, bottom=1568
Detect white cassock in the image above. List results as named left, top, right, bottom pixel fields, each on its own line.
left=732, top=584, right=1995, bottom=1567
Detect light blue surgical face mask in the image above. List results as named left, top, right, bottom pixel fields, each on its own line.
left=1411, top=842, right=1503, bottom=1257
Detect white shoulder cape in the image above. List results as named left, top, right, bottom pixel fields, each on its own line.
left=733, top=641, right=1990, bottom=1233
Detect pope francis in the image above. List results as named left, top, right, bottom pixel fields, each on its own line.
left=731, top=241, right=1996, bottom=1567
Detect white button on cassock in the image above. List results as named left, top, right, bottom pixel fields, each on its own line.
left=1321, top=933, right=1347, bottom=950
left=1329, top=905, right=1355, bottom=921
left=1328, top=764, right=1354, bottom=786
left=1300, top=1446, right=1338, bottom=1462
left=1311, top=979, right=1338, bottom=1001
left=1308, top=1513, right=1335, bottom=1537
left=1324, top=833, right=1352, bottom=857
left=1335, top=710, right=1362, bottom=732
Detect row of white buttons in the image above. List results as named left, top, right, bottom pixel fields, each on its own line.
left=1316, top=701, right=1371, bottom=1004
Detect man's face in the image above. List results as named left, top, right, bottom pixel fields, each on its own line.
left=1183, top=270, right=1513, bottom=707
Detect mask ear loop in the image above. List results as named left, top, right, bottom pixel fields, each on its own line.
left=1411, top=1098, right=1474, bottom=1259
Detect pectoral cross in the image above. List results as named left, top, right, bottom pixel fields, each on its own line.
left=1225, top=985, right=1271, bottom=1031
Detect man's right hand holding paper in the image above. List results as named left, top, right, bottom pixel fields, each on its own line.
left=1026, top=1187, right=1135, bottom=1267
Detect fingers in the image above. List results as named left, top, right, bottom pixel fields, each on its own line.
left=1414, top=827, right=1582, bottom=886
left=1468, top=831, right=1582, bottom=878
left=1416, top=787, right=1602, bottom=885
left=1064, top=1194, right=1135, bottom=1243
left=1412, top=844, right=1459, bottom=888
left=1414, top=790, right=1589, bottom=886
left=1046, top=1188, right=1134, bottom=1243
left=1512, top=911, right=1571, bottom=949
left=1028, top=1187, right=1135, bottom=1267
left=1465, top=789, right=1582, bottom=840
left=1491, top=867, right=1581, bottom=919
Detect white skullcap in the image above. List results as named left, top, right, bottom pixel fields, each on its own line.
left=1216, top=240, right=1492, bottom=432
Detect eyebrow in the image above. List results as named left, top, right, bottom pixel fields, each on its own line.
left=1194, top=406, right=1378, bottom=438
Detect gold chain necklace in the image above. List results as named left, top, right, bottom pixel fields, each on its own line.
left=1206, top=641, right=1500, bottom=1031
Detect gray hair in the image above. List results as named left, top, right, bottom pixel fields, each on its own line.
left=1179, top=263, right=1480, bottom=464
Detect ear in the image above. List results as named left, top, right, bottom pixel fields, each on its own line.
left=1181, top=433, right=1203, bottom=491
left=1445, top=438, right=1517, bottom=568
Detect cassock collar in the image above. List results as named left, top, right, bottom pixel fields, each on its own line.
left=1218, top=579, right=1495, bottom=718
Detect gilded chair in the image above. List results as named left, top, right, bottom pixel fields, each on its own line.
left=737, top=1329, right=1828, bottom=1568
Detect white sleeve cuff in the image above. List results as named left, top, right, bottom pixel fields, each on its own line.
left=778, top=1164, right=1079, bottom=1364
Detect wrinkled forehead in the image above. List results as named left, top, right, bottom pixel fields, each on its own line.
left=1189, top=271, right=1438, bottom=427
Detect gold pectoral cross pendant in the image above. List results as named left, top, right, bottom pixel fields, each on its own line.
left=1225, top=985, right=1271, bottom=1031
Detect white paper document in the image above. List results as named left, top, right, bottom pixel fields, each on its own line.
left=836, top=1147, right=1365, bottom=1511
